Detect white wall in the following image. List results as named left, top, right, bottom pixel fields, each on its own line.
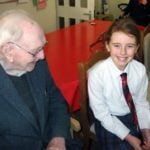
left=0, top=0, right=130, bottom=33
left=0, top=0, right=57, bottom=33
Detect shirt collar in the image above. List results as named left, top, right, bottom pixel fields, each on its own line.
left=108, top=57, right=131, bottom=78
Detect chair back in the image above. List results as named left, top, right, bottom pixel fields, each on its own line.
left=143, top=24, right=150, bottom=73
left=144, top=24, right=150, bottom=37
left=118, top=3, right=128, bottom=11
left=118, top=3, right=129, bottom=19
left=78, top=50, right=109, bottom=149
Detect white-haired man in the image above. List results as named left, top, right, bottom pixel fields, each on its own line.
left=0, top=9, right=70, bottom=150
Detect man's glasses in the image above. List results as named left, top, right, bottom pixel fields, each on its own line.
left=8, top=41, right=48, bottom=57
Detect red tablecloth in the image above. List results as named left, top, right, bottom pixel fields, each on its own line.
left=44, top=20, right=112, bottom=111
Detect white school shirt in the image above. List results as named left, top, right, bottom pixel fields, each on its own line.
left=88, top=57, right=150, bottom=140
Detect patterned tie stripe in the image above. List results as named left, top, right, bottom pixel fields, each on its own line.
left=120, top=73, right=138, bottom=126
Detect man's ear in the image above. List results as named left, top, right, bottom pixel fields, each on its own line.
left=1, top=43, right=14, bottom=62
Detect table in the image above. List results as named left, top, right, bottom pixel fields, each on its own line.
left=44, top=20, right=112, bottom=111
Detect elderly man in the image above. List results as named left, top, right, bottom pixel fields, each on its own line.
left=0, top=9, right=70, bottom=150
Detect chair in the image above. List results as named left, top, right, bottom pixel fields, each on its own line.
left=118, top=3, right=128, bottom=19
left=118, top=3, right=128, bottom=12
left=68, top=105, right=81, bottom=137
left=78, top=50, right=110, bottom=150
left=70, top=117, right=81, bottom=135
left=143, top=24, right=150, bottom=76
left=144, top=24, right=150, bottom=37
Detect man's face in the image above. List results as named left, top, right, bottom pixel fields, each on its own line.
left=7, top=22, right=47, bottom=76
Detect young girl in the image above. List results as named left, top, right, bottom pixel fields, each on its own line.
left=88, top=18, right=150, bottom=150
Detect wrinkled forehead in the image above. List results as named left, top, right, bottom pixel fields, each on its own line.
left=19, top=21, right=45, bottom=45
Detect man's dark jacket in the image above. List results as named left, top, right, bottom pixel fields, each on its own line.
left=0, top=60, right=70, bottom=150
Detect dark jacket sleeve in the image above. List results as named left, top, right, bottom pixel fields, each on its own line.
left=43, top=60, right=70, bottom=139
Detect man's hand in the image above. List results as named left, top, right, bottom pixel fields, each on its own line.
left=46, top=137, right=66, bottom=150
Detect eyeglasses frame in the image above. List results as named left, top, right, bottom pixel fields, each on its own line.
left=8, top=41, right=48, bottom=57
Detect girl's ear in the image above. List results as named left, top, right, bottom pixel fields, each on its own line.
left=105, top=41, right=110, bottom=52
left=1, top=43, right=14, bottom=62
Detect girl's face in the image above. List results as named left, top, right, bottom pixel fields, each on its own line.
left=106, top=31, right=139, bottom=70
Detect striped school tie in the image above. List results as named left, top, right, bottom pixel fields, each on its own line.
left=120, top=73, right=139, bottom=127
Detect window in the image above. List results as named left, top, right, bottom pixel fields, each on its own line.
left=58, top=0, right=64, bottom=6
left=59, top=17, right=65, bottom=29
left=69, top=0, right=75, bottom=7
left=69, top=18, right=76, bottom=26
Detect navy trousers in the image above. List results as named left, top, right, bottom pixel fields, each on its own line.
left=95, top=113, right=142, bottom=150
